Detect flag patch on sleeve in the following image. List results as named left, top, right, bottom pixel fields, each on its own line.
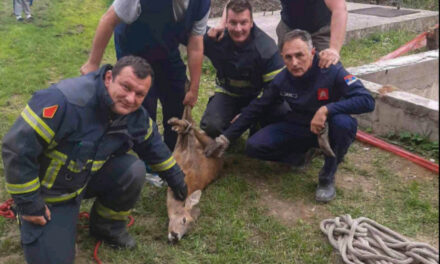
left=42, top=105, right=58, bottom=119
left=344, top=75, right=358, bottom=86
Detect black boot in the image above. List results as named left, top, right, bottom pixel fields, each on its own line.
left=315, top=153, right=339, bottom=202
left=315, top=182, right=336, bottom=202
left=89, top=206, right=136, bottom=249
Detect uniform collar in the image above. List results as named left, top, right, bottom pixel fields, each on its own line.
left=95, top=65, right=119, bottom=119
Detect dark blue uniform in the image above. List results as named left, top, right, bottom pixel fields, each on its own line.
left=200, top=25, right=288, bottom=138
left=2, top=66, right=185, bottom=264
left=114, top=0, right=210, bottom=149
left=277, top=0, right=332, bottom=51
left=280, top=0, right=331, bottom=34
left=223, top=56, right=375, bottom=185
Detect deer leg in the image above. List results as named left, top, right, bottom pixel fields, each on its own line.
left=168, top=118, right=192, bottom=134
left=192, top=129, right=215, bottom=148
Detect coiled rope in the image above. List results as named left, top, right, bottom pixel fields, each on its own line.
left=320, top=215, right=439, bottom=264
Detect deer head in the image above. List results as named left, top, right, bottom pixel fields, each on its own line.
left=167, top=188, right=202, bottom=243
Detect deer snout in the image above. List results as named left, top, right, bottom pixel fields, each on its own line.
left=168, top=231, right=181, bottom=244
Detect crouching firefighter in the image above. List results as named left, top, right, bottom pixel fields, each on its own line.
left=204, top=30, right=375, bottom=203
left=1, top=56, right=188, bottom=264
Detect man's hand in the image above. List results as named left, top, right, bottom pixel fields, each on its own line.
left=310, top=106, right=329, bottom=134
left=204, top=135, right=229, bottom=158
left=80, top=61, right=99, bottom=75
left=318, top=48, right=340, bottom=68
left=207, top=25, right=225, bottom=41
left=182, top=89, right=198, bottom=107
left=171, top=181, right=188, bottom=201
left=22, top=205, right=51, bottom=226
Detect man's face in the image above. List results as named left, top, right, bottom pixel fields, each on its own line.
left=226, top=9, right=253, bottom=44
left=282, top=38, right=316, bottom=77
left=105, top=66, right=152, bottom=115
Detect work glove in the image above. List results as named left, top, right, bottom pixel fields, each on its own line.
left=170, top=180, right=188, bottom=201
left=204, top=134, right=229, bottom=158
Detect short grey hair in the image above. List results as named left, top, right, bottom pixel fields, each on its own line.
left=280, top=29, right=313, bottom=51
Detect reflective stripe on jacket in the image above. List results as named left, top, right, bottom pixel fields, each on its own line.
left=2, top=65, right=184, bottom=215
left=204, top=25, right=284, bottom=98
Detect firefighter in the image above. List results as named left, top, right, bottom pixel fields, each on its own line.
left=205, top=30, right=375, bottom=203
left=2, top=56, right=188, bottom=264
left=80, top=0, right=211, bottom=150
left=200, top=0, right=289, bottom=138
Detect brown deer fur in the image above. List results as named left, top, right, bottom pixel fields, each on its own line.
left=166, top=105, right=223, bottom=243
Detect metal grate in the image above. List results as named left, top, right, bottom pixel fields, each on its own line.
left=349, top=7, right=419, bottom=17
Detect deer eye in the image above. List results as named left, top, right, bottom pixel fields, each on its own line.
left=182, top=217, right=186, bottom=224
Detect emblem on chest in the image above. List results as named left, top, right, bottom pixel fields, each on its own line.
left=317, top=88, right=329, bottom=101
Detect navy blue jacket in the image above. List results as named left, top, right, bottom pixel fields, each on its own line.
left=2, top=66, right=185, bottom=215
left=204, top=25, right=284, bottom=98
left=114, top=0, right=210, bottom=62
left=223, top=55, right=375, bottom=141
left=280, top=0, right=331, bottom=33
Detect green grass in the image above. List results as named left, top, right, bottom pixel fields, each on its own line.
left=340, top=30, right=420, bottom=67
left=381, top=131, right=439, bottom=162
left=0, top=0, right=438, bottom=263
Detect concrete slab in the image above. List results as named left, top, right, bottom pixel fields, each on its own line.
left=355, top=80, right=439, bottom=141
left=208, top=2, right=439, bottom=44
left=350, top=51, right=439, bottom=141
left=348, top=50, right=439, bottom=100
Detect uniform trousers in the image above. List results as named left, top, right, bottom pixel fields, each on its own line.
left=20, top=154, right=145, bottom=264
left=200, top=92, right=291, bottom=138
left=245, top=114, right=357, bottom=184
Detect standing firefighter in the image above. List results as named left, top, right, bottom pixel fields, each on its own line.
left=80, top=0, right=211, bottom=150
left=2, top=56, right=187, bottom=264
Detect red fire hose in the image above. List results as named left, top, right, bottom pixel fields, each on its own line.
left=368, top=24, right=439, bottom=174
left=356, top=131, right=438, bottom=173
left=0, top=198, right=15, bottom=219
left=78, top=212, right=135, bottom=264
left=376, top=24, right=438, bottom=61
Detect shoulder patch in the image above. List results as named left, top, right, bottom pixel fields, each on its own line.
left=344, top=75, right=358, bottom=86
left=42, top=105, right=58, bottom=119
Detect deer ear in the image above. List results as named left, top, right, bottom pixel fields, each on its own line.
left=185, top=190, right=202, bottom=209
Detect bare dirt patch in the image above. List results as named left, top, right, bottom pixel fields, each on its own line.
left=415, top=234, right=439, bottom=249
left=246, top=177, right=332, bottom=227
left=348, top=142, right=437, bottom=181
left=336, top=171, right=379, bottom=195
left=75, top=244, right=95, bottom=264
left=242, top=141, right=437, bottom=232
left=0, top=254, right=23, bottom=264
